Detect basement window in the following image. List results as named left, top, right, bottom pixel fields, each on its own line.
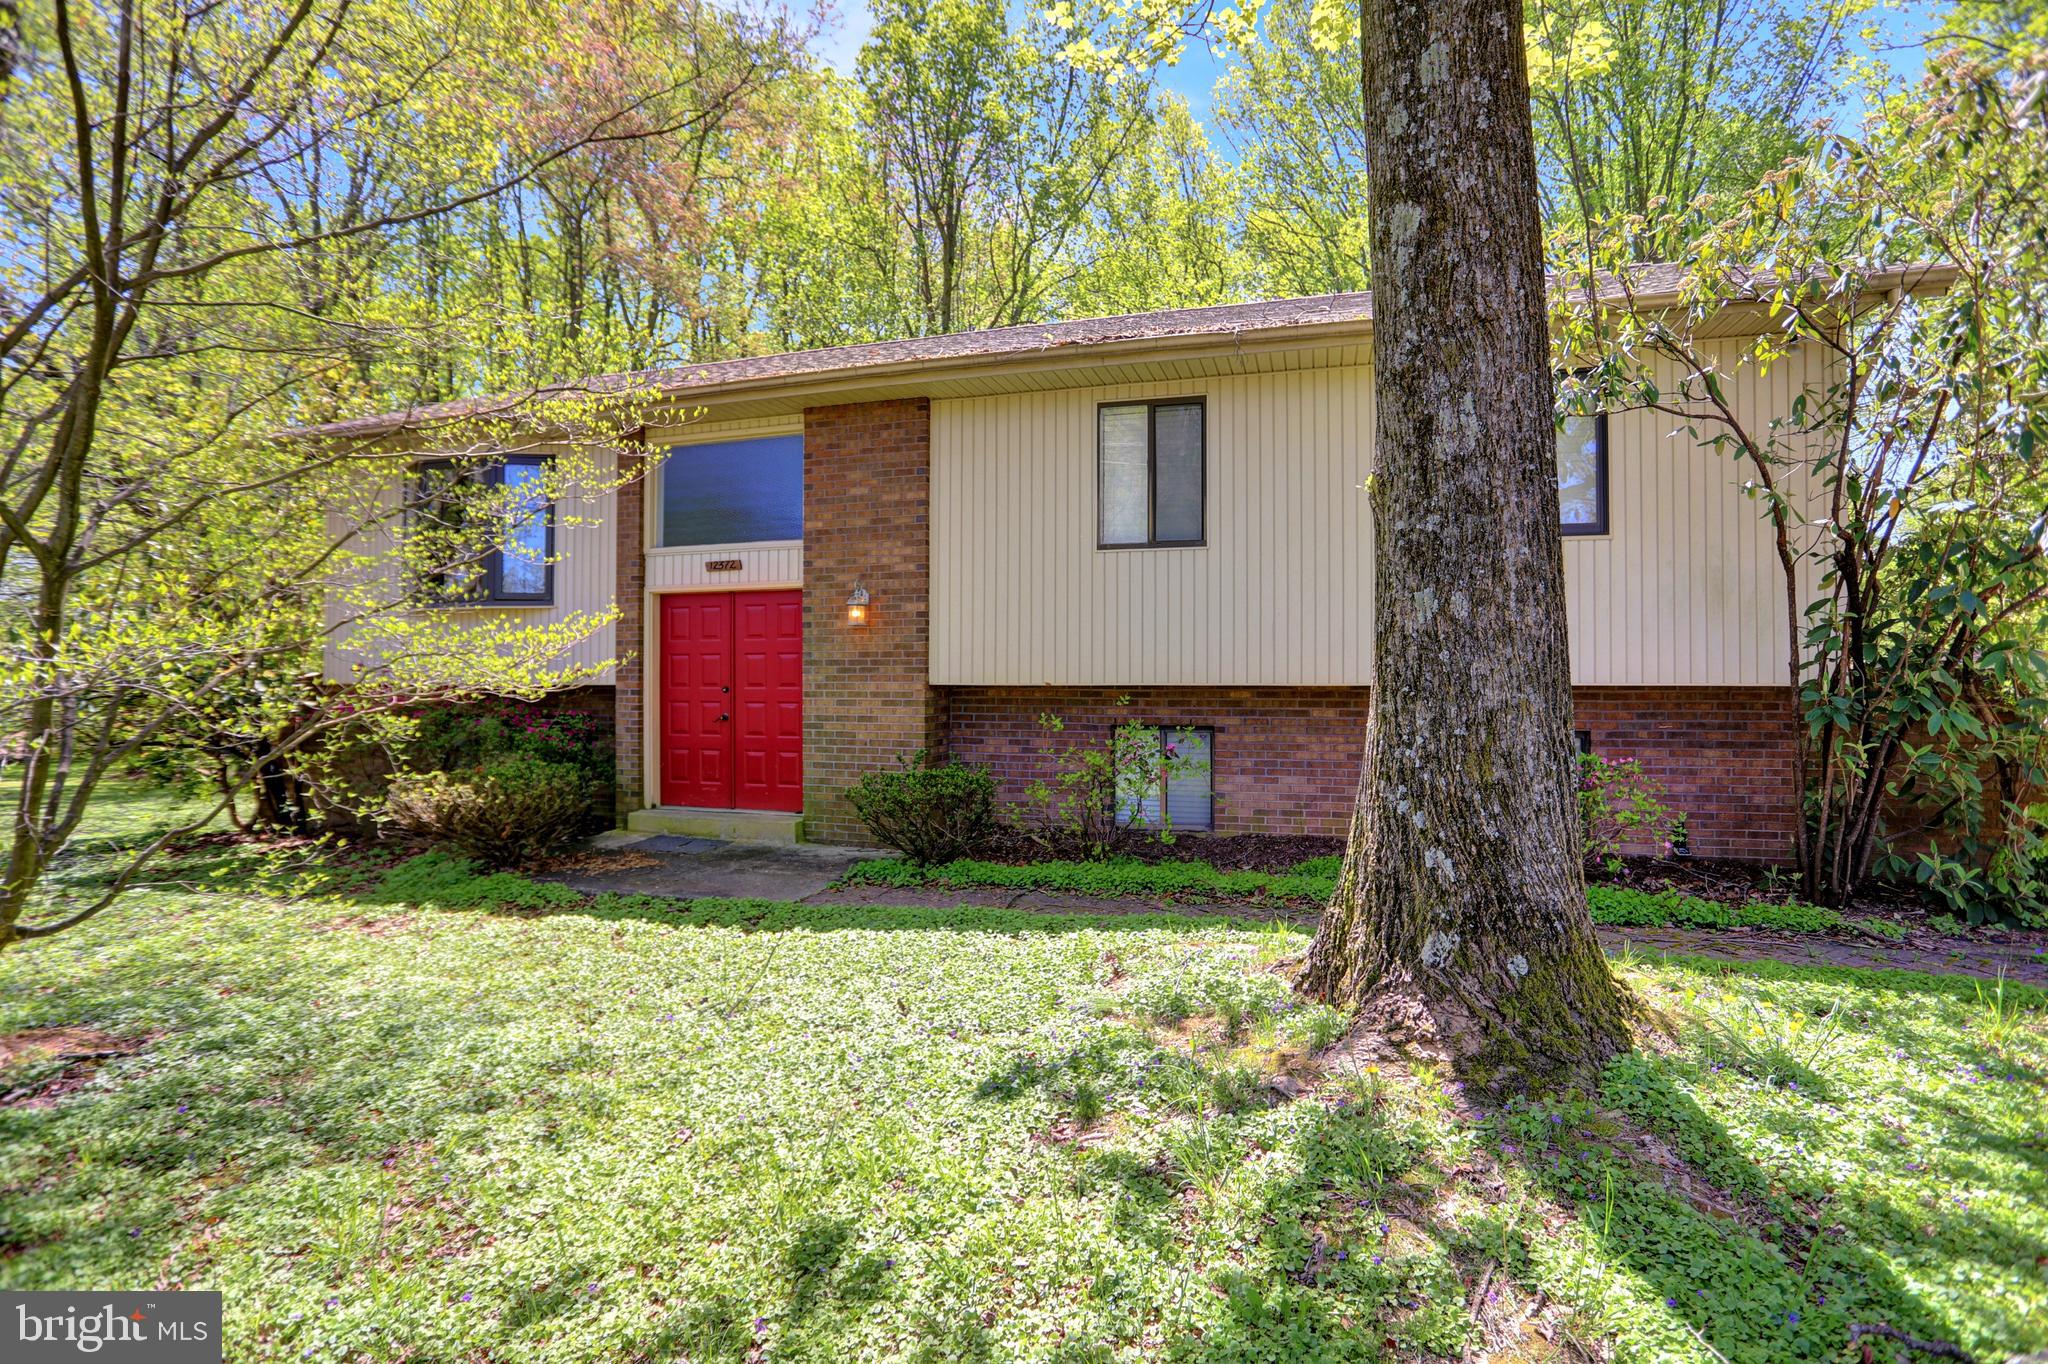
left=1116, top=726, right=1215, bottom=832
left=1099, top=399, right=1205, bottom=547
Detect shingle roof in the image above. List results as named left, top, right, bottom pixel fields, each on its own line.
left=301, top=261, right=1951, bottom=440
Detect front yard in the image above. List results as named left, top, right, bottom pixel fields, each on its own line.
left=2, top=823, right=2045, bottom=1362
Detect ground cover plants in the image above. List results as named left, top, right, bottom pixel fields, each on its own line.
left=837, top=854, right=1915, bottom=938
left=3, top=796, right=2044, bottom=1362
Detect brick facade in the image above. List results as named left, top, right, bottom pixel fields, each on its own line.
left=944, top=684, right=1800, bottom=861
left=1572, top=686, right=1799, bottom=861
left=608, top=397, right=1800, bottom=862
left=947, top=686, right=1371, bottom=839
left=612, top=447, right=647, bottom=818
left=800, top=399, right=947, bottom=843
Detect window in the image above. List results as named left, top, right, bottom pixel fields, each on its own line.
left=1558, top=409, right=1608, bottom=535
left=660, top=434, right=804, bottom=547
left=411, top=455, right=553, bottom=605
left=1099, top=399, right=1205, bottom=547
left=1116, top=726, right=1214, bottom=832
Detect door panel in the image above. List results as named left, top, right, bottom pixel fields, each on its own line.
left=660, top=594, right=734, bottom=808
left=733, top=590, right=804, bottom=812
left=660, top=590, right=803, bottom=812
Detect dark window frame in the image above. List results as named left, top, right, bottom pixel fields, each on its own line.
left=1097, top=397, right=1208, bottom=549
left=1559, top=405, right=1610, bottom=538
left=1115, top=723, right=1217, bottom=833
left=411, top=454, right=556, bottom=606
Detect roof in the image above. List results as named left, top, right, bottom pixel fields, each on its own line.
left=301, top=261, right=1951, bottom=440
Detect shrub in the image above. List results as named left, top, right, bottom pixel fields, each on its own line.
left=408, top=699, right=615, bottom=794
left=1584, top=883, right=1844, bottom=933
left=1018, top=701, right=1211, bottom=859
left=846, top=752, right=998, bottom=865
left=1889, top=835, right=2048, bottom=930
left=385, top=754, right=593, bottom=865
left=1579, top=753, right=1684, bottom=869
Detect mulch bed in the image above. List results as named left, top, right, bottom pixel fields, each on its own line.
left=1598, top=853, right=1940, bottom=918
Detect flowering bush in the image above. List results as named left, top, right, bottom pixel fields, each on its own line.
left=1579, top=753, right=1683, bottom=871
left=408, top=700, right=614, bottom=794
left=1018, top=701, right=1211, bottom=859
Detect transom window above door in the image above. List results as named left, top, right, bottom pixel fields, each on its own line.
left=660, top=434, right=804, bottom=548
left=1098, top=399, right=1205, bottom=548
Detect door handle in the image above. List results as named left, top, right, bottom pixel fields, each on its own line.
left=718, top=713, right=729, bottom=723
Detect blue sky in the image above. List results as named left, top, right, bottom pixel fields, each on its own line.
left=813, top=0, right=1952, bottom=141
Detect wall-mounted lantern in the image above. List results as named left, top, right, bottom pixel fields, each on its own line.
left=846, top=583, right=871, bottom=627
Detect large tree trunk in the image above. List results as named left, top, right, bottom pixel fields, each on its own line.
left=1300, top=0, right=1632, bottom=1087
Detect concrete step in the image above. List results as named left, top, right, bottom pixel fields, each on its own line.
left=625, top=806, right=805, bottom=844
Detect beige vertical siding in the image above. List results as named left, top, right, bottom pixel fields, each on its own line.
left=930, top=343, right=1825, bottom=688
left=1563, top=339, right=1827, bottom=686
left=322, top=446, right=620, bottom=684
left=931, top=370, right=1376, bottom=686
left=646, top=544, right=803, bottom=591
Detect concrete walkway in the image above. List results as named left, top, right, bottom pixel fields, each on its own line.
left=538, top=831, right=888, bottom=902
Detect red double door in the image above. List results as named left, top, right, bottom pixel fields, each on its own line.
left=659, top=590, right=803, bottom=812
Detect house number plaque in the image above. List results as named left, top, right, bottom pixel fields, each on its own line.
left=705, top=559, right=743, bottom=572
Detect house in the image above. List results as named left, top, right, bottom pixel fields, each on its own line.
left=318, top=272, right=1902, bottom=861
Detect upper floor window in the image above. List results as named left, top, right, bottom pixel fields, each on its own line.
left=660, top=434, right=804, bottom=548
left=1099, top=399, right=1204, bottom=548
left=1558, top=410, right=1608, bottom=535
left=412, top=455, right=553, bottom=605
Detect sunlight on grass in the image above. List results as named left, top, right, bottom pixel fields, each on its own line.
left=0, top=883, right=2041, bottom=1362
left=1, top=774, right=224, bottom=850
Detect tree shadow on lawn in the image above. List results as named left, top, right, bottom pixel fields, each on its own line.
left=6, top=881, right=2038, bottom=1361
left=969, top=1006, right=2025, bottom=1362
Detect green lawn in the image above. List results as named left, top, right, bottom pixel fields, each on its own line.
left=2, top=852, right=2044, bottom=1364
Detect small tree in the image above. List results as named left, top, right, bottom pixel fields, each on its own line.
left=1019, top=703, right=1209, bottom=859
left=0, top=0, right=792, bottom=946
left=1553, top=48, right=2048, bottom=908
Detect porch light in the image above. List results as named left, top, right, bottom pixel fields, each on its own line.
left=846, top=584, right=871, bottom=626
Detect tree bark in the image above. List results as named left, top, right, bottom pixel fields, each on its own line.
left=1300, top=0, right=1633, bottom=1087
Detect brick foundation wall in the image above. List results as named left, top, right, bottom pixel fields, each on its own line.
left=801, top=399, right=947, bottom=843
left=1573, top=686, right=1800, bottom=862
left=947, top=686, right=1370, bottom=839
left=613, top=448, right=647, bottom=819
left=943, top=684, right=1800, bottom=861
